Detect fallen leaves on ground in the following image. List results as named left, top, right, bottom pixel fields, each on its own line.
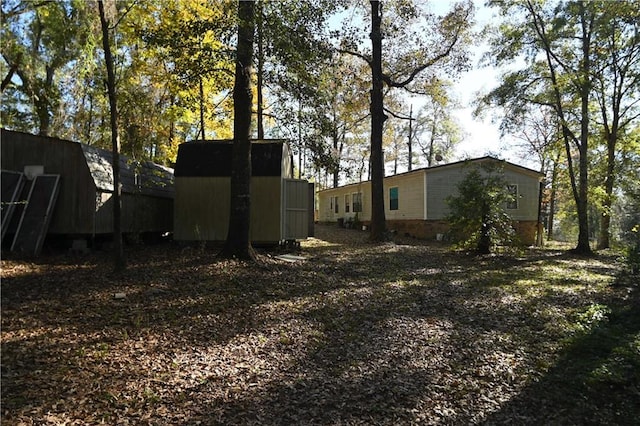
left=2, top=225, right=638, bottom=425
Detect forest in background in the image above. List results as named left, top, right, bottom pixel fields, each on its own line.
left=1, top=0, right=639, bottom=252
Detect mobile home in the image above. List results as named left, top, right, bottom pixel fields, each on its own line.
left=317, top=157, right=544, bottom=245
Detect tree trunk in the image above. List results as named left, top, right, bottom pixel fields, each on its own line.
left=407, top=104, right=413, bottom=171
left=597, top=137, right=615, bottom=249
left=574, top=1, right=593, bottom=255
left=597, top=114, right=618, bottom=250
left=98, top=0, right=125, bottom=272
left=536, top=180, right=544, bottom=246
left=199, top=76, right=205, bottom=139
left=369, top=0, right=387, bottom=242
left=297, top=95, right=303, bottom=179
left=531, top=0, right=592, bottom=255
left=219, top=0, right=256, bottom=261
left=478, top=202, right=491, bottom=254
left=256, top=0, right=264, bottom=139
left=427, top=106, right=440, bottom=167
left=575, top=144, right=591, bottom=254
left=547, top=151, right=560, bottom=240
left=332, top=130, right=340, bottom=188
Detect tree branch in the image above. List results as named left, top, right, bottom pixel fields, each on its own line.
left=384, top=107, right=414, bottom=121
left=1, top=67, right=16, bottom=92
left=110, top=0, right=139, bottom=30
left=337, top=48, right=372, bottom=67
left=382, top=4, right=471, bottom=89
left=382, top=42, right=456, bottom=89
left=1, top=0, right=54, bottom=20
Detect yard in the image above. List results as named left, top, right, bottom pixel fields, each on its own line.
left=1, top=224, right=639, bottom=425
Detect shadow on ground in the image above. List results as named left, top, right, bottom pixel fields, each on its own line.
left=2, top=225, right=638, bottom=424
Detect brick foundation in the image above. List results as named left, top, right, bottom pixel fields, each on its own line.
left=383, top=220, right=448, bottom=240
left=512, top=221, right=538, bottom=245
left=322, top=219, right=539, bottom=245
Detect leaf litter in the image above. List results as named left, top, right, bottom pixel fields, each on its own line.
left=2, top=225, right=638, bottom=425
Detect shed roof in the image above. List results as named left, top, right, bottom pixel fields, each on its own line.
left=0, top=129, right=174, bottom=198
left=174, top=140, right=288, bottom=177
left=81, top=144, right=174, bottom=198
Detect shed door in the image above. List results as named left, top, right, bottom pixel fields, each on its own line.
left=282, top=179, right=309, bottom=240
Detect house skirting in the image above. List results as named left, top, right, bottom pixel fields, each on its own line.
left=385, top=219, right=450, bottom=241
left=323, top=219, right=539, bottom=245
left=511, top=220, right=538, bottom=245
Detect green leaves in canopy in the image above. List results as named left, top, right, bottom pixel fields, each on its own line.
left=259, top=0, right=337, bottom=104
left=1, top=0, right=93, bottom=135
left=137, top=0, right=236, bottom=86
left=338, top=1, right=475, bottom=94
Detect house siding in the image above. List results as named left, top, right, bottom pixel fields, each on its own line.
left=502, top=169, right=540, bottom=221
left=425, top=167, right=464, bottom=220
left=317, top=172, right=426, bottom=224
left=426, top=163, right=541, bottom=221
left=317, top=157, right=543, bottom=245
left=384, top=171, right=426, bottom=221
left=318, top=182, right=371, bottom=223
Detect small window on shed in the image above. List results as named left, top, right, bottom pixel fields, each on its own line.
left=353, top=192, right=362, bottom=213
left=506, top=184, right=518, bottom=209
left=345, top=194, right=350, bottom=213
left=390, top=187, right=399, bottom=210
left=334, top=196, right=339, bottom=213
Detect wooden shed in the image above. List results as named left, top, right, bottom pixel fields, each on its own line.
left=174, top=140, right=312, bottom=244
left=1, top=129, right=174, bottom=248
left=317, top=156, right=544, bottom=245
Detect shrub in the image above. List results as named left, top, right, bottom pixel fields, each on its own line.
left=446, top=164, right=517, bottom=254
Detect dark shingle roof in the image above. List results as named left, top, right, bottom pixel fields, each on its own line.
left=81, top=145, right=174, bottom=198
left=174, top=140, right=286, bottom=177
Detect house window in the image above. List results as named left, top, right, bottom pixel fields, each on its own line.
left=389, top=187, right=399, bottom=210
left=330, top=197, right=333, bottom=211
left=352, top=192, right=362, bottom=213
left=345, top=194, right=350, bottom=213
left=507, top=184, right=518, bottom=209
left=334, top=196, right=339, bottom=213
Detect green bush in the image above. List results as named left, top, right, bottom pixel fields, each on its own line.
left=446, top=163, right=518, bottom=254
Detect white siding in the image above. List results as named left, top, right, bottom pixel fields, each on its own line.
left=384, top=171, right=426, bottom=220
left=318, top=182, right=371, bottom=222
left=426, top=163, right=541, bottom=220
left=317, top=158, right=542, bottom=224
left=426, top=167, right=465, bottom=219
left=502, top=168, right=540, bottom=221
